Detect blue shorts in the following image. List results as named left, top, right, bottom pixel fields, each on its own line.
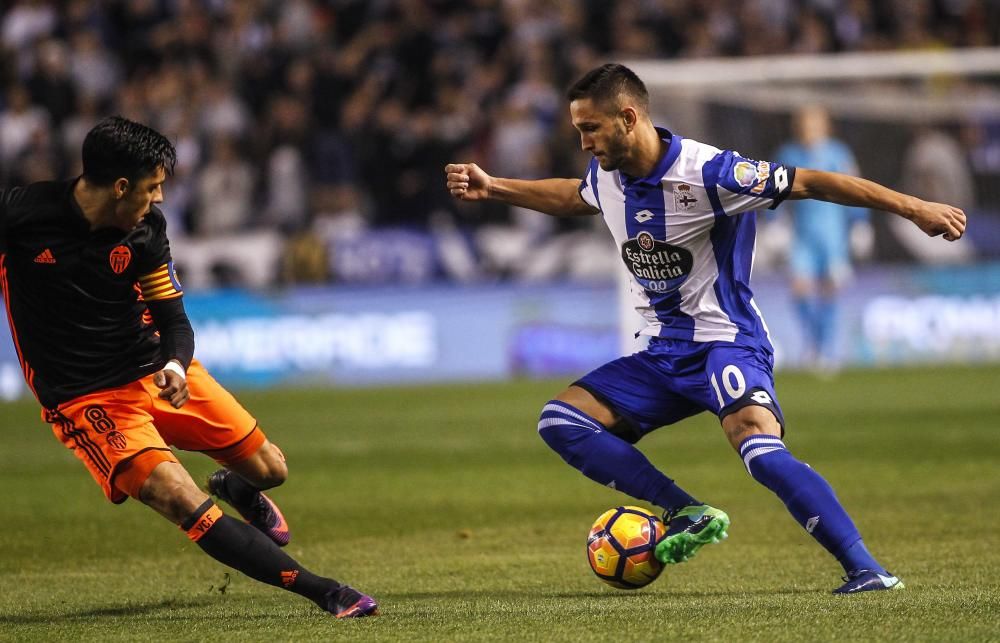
left=574, top=337, right=784, bottom=443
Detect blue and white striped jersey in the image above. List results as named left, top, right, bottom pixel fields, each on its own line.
left=579, top=128, right=795, bottom=349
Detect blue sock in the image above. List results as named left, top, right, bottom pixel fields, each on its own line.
left=794, top=295, right=819, bottom=356
left=738, top=435, right=885, bottom=575
left=538, top=401, right=699, bottom=514
left=816, top=297, right=837, bottom=362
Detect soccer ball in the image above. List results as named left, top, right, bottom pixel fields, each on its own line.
left=586, top=505, right=666, bottom=589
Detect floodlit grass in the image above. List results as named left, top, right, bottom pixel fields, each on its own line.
left=1, top=365, right=998, bottom=641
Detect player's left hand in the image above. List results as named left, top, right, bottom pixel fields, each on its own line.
left=154, top=368, right=189, bottom=408
left=910, top=201, right=967, bottom=241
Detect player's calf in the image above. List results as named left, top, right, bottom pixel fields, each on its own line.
left=537, top=400, right=700, bottom=514
left=736, top=434, right=895, bottom=579
left=181, top=498, right=377, bottom=616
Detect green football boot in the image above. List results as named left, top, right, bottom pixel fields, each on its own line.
left=655, top=504, right=730, bottom=565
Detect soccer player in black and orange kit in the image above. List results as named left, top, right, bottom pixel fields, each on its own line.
left=0, top=116, right=377, bottom=618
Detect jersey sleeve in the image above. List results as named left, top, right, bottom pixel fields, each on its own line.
left=705, top=150, right=796, bottom=216
left=578, top=158, right=601, bottom=211
left=136, top=209, right=183, bottom=302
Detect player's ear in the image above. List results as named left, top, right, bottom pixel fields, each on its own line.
left=113, top=178, right=130, bottom=199
left=621, top=107, right=638, bottom=132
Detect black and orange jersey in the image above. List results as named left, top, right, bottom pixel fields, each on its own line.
left=0, top=179, right=192, bottom=408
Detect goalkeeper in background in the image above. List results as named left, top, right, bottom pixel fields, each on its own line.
left=775, top=105, right=870, bottom=372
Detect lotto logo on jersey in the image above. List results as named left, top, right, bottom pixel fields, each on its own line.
left=621, top=234, right=693, bottom=293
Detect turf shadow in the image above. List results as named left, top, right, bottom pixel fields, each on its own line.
left=375, top=587, right=816, bottom=602
left=0, top=597, right=212, bottom=625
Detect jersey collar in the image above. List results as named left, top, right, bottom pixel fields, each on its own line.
left=622, top=127, right=683, bottom=187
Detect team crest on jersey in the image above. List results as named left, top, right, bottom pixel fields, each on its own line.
left=109, top=245, right=132, bottom=274
left=637, top=231, right=656, bottom=252
left=673, top=183, right=698, bottom=211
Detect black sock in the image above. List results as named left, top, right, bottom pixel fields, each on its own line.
left=182, top=500, right=339, bottom=603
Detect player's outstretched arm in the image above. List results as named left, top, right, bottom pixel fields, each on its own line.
left=444, top=163, right=599, bottom=218
left=789, top=168, right=966, bottom=241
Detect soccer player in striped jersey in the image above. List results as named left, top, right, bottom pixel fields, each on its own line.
left=0, top=116, right=376, bottom=617
left=445, top=64, right=966, bottom=594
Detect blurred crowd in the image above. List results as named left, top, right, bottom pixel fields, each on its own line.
left=1, top=0, right=998, bottom=288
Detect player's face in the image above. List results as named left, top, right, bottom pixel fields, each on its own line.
left=114, top=166, right=166, bottom=230
left=570, top=98, right=630, bottom=171
left=795, top=106, right=830, bottom=146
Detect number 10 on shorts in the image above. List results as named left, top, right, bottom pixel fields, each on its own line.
left=710, top=365, right=746, bottom=409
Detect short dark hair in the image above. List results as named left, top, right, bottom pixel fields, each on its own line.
left=81, top=116, right=177, bottom=186
left=566, top=63, right=649, bottom=114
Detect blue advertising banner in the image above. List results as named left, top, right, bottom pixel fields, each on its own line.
left=1, top=264, right=998, bottom=401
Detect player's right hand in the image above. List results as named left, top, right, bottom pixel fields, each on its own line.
left=154, top=368, right=189, bottom=409
left=445, top=163, right=491, bottom=201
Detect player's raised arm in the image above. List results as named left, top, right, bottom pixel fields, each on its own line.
left=789, top=167, right=967, bottom=241
left=444, top=163, right=599, bottom=217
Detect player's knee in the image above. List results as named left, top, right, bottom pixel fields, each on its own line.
left=552, top=385, right=617, bottom=427
left=258, top=459, right=288, bottom=489
left=257, top=442, right=288, bottom=488
left=233, top=442, right=288, bottom=489
left=537, top=400, right=600, bottom=456
left=239, top=460, right=287, bottom=490
left=721, top=405, right=781, bottom=449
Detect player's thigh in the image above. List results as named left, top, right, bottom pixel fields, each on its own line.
left=45, top=385, right=179, bottom=503
left=702, top=344, right=785, bottom=438
left=144, top=359, right=266, bottom=466
left=572, top=351, right=703, bottom=443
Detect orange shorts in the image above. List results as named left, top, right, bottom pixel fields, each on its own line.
left=44, top=359, right=265, bottom=504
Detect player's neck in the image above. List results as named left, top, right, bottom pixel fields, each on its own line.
left=621, top=123, right=665, bottom=179
left=72, top=177, right=117, bottom=229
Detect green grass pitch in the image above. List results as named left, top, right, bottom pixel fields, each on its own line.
left=1, top=364, right=998, bottom=641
